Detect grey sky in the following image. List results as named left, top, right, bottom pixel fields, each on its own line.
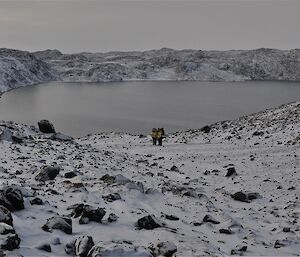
left=0, top=0, right=299, bottom=53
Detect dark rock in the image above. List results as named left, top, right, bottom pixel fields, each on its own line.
left=203, top=214, right=220, bottom=224
left=38, top=120, right=56, bottom=133
left=0, top=234, right=21, bottom=250
left=165, top=214, right=179, bottom=221
left=283, top=227, right=290, bottom=233
left=231, top=191, right=260, bottom=203
left=231, top=245, right=247, bottom=255
left=102, top=193, right=121, bottom=202
left=137, top=215, right=162, bottom=230
left=69, top=203, right=85, bottom=218
left=108, top=213, right=118, bottom=223
left=79, top=206, right=106, bottom=224
left=4, top=187, right=24, bottom=210
left=11, top=134, right=23, bottom=144
left=219, top=228, right=233, bottom=234
left=36, top=243, right=51, bottom=252
left=225, top=167, right=237, bottom=177
left=274, top=240, right=285, bottom=248
left=30, top=197, right=43, bottom=205
left=42, top=216, right=72, bottom=234
left=253, top=131, right=264, bottom=136
left=0, top=206, right=13, bottom=226
left=74, top=236, right=94, bottom=257
left=201, top=125, right=211, bottom=133
left=100, top=174, right=115, bottom=184
left=170, top=165, right=179, bottom=172
left=35, top=165, right=60, bottom=182
left=0, top=191, right=13, bottom=211
left=64, top=171, right=77, bottom=179
left=231, top=192, right=248, bottom=202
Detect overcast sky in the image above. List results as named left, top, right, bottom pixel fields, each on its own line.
left=0, top=0, right=299, bottom=53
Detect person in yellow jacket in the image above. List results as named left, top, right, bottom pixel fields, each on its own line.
left=151, top=128, right=158, bottom=145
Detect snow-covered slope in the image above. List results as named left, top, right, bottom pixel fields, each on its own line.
left=1, top=48, right=300, bottom=93
left=0, top=101, right=299, bottom=256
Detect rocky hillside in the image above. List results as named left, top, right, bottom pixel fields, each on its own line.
left=1, top=48, right=300, bottom=93
left=0, top=49, right=56, bottom=93
left=0, top=101, right=299, bottom=256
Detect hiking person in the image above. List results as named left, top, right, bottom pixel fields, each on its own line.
left=151, top=128, right=158, bottom=145
left=157, top=128, right=163, bottom=146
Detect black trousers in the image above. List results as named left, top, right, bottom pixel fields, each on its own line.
left=152, top=138, right=157, bottom=145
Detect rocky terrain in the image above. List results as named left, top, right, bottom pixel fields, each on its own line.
left=0, top=101, right=299, bottom=256
left=1, top=47, right=300, bottom=93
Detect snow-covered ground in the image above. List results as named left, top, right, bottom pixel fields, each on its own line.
left=0, top=101, right=299, bottom=256
left=1, top=47, right=300, bottom=93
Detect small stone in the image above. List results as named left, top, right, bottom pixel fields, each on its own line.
left=36, top=243, right=51, bottom=252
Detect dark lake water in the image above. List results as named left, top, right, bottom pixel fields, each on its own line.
left=0, top=81, right=299, bottom=137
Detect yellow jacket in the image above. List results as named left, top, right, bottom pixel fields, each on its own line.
left=151, top=131, right=158, bottom=139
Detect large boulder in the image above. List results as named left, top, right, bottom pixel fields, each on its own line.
left=35, top=166, right=60, bottom=182
left=38, top=120, right=56, bottom=133
left=137, top=215, right=163, bottom=230
left=0, top=206, right=13, bottom=226
left=42, top=216, right=72, bottom=234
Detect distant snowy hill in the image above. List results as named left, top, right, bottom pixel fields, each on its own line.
left=1, top=47, right=300, bottom=93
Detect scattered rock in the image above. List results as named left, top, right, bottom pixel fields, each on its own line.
left=0, top=206, right=13, bottom=226
left=170, top=165, right=179, bottom=172
left=42, top=216, right=72, bottom=234
left=74, top=236, right=94, bottom=257
left=225, top=167, right=237, bottom=177
left=78, top=205, right=106, bottom=224
left=201, top=125, right=211, bottom=133
left=108, top=213, right=118, bottom=223
left=102, top=193, right=121, bottom=202
left=3, top=187, right=24, bottom=210
left=36, top=243, right=51, bottom=252
left=30, top=197, right=43, bottom=205
left=35, top=165, right=60, bottom=182
left=157, top=241, right=177, bottom=257
left=203, top=214, right=220, bottom=224
left=219, top=228, right=233, bottom=234
left=51, top=132, right=73, bottom=141
left=231, top=191, right=260, bottom=203
left=0, top=234, right=21, bottom=250
left=165, top=214, right=179, bottom=221
left=64, top=171, right=77, bottom=179
left=137, top=215, right=162, bottom=230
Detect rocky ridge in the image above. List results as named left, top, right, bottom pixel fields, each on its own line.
left=1, top=47, right=300, bottom=93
